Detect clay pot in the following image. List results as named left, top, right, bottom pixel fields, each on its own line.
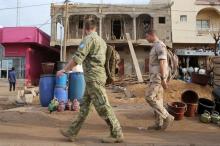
left=41, top=62, right=55, bottom=74
left=66, top=100, right=72, bottom=111
left=57, top=101, right=65, bottom=112
left=72, top=99, right=80, bottom=111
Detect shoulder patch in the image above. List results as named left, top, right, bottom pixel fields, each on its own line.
left=79, top=42, right=85, bottom=49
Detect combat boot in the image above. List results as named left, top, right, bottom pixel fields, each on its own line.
left=60, top=129, right=76, bottom=142
left=162, top=114, right=174, bottom=130
left=147, top=124, right=162, bottom=131
left=101, top=134, right=124, bottom=143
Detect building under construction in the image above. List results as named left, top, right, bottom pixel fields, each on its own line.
left=50, top=1, right=172, bottom=76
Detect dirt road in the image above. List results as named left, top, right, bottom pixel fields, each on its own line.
left=0, top=80, right=219, bottom=146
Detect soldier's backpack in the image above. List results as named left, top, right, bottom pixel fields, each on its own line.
left=105, top=45, right=120, bottom=85
left=167, top=48, right=179, bottom=81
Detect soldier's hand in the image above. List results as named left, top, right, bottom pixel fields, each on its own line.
left=56, top=70, right=65, bottom=77
left=161, top=79, right=168, bottom=89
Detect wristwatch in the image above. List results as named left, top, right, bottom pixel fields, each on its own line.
left=161, top=75, right=166, bottom=80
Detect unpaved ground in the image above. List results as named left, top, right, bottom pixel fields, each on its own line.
left=0, top=80, right=219, bottom=146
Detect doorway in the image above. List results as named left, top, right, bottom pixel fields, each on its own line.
left=112, top=20, right=122, bottom=39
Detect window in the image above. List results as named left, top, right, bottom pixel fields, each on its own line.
left=196, top=20, right=210, bottom=29
left=159, top=17, right=166, bottom=24
left=78, top=18, right=84, bottom=29
left=180, top=15, right=187, bottom=22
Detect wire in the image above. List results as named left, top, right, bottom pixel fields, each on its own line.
left=0, top=3, right=50, bottom=11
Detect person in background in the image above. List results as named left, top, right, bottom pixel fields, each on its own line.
left=8, top=67, right=16, bottom=92
left=145, top=30, right=174, bottom=131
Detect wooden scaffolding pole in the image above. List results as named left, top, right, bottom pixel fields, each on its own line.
left=126, top=33, right=144, bottom=83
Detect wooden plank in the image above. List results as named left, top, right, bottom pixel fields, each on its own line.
left=125, top=33, right=144, bottom=83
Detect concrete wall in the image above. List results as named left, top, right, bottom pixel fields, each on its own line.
left=171, top=0, right=220, bottom=45
left=67, top=45, right=150, bottom=76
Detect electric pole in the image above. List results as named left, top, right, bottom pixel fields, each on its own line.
left=16, top=0, right=20, bottom=26
left=63, top=0, right=69, bottom=61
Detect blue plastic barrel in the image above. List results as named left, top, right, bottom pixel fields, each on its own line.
left=68, top=72, right=85, bottom=101
left=54, top=86, right=68, bottom=103
left=56, top=73, right=67, bottom=87
left=39, top=74, right=56, bottom=107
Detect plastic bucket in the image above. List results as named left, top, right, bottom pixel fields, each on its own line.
left=68, top=72, right=85, bottom=101
left=181, top=90, right=199, bottom=117
left=54, top=86, right=68, bottom=103
left=169, top=110, right=185, bottom=121
left=56, top=73, right=67, bottom=87
left=168, top=102, right=186, bottom=121
left=39, top=74, right=55, bottom=107
left=197, top=98, right=215, bottom=115
left=215, top=100, right=220, bottom=113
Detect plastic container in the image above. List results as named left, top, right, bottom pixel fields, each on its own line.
left=168, top=102, right=186, bottom=121
left=39, top=74, right=56, bottom=107
left=68, top=72, right=85, bottom=101
left=181, top=90, right=199, bottom=117
left=197, top=98, right=215, bottom=115
left=56, top=61, right=67, bottom=71
left=54, top=86, right=68, bottom=103
left=214, top=100, right=220, bottom=113
left=56, top=73, right=68, bottom=87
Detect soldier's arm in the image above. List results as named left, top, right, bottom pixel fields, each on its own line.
left=160, top=60, right=167, bottom=80
left=156, top=44, right=168, bottom=80
left=72, top=38, right=94, bottom=65
left=61, top=38, right=94, bottom=73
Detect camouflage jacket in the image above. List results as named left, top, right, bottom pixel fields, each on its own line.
left=72, top=32, right=107, bottom=84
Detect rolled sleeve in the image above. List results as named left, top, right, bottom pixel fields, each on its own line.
left=72, top=38, right=94, bottom=64
left=156, top=45, right=167, bottom=60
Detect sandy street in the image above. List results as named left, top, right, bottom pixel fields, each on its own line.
left=0, top=80, right=219, bottom=146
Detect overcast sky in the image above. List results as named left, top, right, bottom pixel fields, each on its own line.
left=0, top=0, right=150, bottom=35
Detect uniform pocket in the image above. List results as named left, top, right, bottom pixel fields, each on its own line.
left=87, top=82, right=107, bottom=105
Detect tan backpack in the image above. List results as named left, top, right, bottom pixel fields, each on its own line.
left=167, top=49, right=179, bottom=81
left=105, top=45, right=120, bottom=85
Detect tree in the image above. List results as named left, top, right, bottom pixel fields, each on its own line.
left=210, top=27, right=220, bottom=56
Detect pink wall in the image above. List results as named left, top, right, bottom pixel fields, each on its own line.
left=0, top=27, right=59, bottom=86
left=4, top=44, right=27, bottom=57
left=0, top=27, right=50, bottom=47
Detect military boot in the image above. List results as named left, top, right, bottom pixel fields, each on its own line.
left=162, top=114, right=174, bottom=130
left=147, top=124, right=162, bottom=131
left=101, top=134, right=124, bottom=143
left=60, top=129, right=76, bottom=142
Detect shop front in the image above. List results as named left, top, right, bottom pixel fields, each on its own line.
left=0, top=27, right=59, bottom=86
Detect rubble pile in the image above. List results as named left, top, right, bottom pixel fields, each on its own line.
left=15, top=87, right=39, bottom=105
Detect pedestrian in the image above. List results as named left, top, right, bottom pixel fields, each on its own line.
left=145, top=30, right=174, bottom=131
left=56, top=18, right=124, bottom=143
left=8, top=67, right=16, bottom=92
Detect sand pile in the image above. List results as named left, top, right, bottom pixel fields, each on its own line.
left=108, top=80, right=213, bottom=104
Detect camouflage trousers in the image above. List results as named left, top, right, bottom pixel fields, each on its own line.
left=145, top=83, right=169, bottom=126
left=68, top=81, right=123, bottom=138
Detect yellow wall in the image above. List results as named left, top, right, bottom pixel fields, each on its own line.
left=171, top=0, right=220, bottom=44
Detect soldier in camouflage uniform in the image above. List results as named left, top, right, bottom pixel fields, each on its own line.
left=145, top=30, right=174, bottom=131
left=57, top=19, right=123, bottom=143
